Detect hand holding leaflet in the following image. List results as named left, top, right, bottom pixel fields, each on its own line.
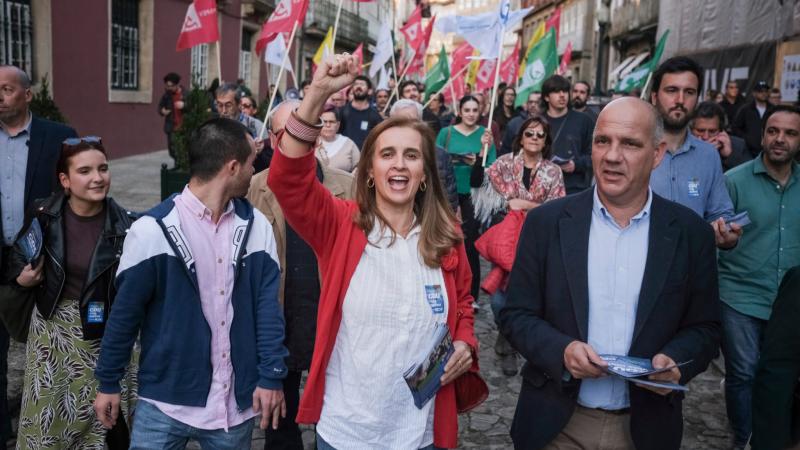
left=597, top=354, right=691, bottom=392
left=16, top=218, right=43, bottom=263
left=725, top=211, right=751, bottom=230
left=403, top=323, right=455, bottom=409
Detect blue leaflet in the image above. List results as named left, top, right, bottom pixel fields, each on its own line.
left=16, top=218, right=43, bottom=263
left=404, top=323, right=455, bottom=409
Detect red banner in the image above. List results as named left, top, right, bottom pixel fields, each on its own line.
left=499, top=39, right=520, bottom=85
left=353, top=43, right=364, bottom=75
left=399, top=5, right=424, bottom=50
left=255, top=0, right=309, bottom=55
left=176, top=0, right=220, bottom=51
left=558, top=41, right=573, bottom=75
left=405, top=16, right=435, bottom=76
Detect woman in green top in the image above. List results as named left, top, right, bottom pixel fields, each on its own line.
left=436, top=95, right=496, bottom=302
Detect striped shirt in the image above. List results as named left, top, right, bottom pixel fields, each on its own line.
left=316, top=220, right=449, bottom=449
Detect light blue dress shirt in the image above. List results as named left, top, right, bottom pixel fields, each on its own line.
left=650, top=133, right=734, bottom=222
left=578, top=188, right=651, bottom=410
left=0, top=114, right=32, bottom=246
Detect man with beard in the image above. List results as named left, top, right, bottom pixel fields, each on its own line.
left=499, top=91, right=541, bottom=156
left=374, top=88, right=390, bottom=118
left=398, top=79, right=442, bottom=134
left=733, top=81, right=774, bottom=158
left=571, top=81, right=599, bottom=123
left=542, top=75, right=595, bottom=194
left=337, top=75, right=383, bottom=150
left=649, top=56, right=741, bottom=250
left=718, top=105, right=800, bottom=450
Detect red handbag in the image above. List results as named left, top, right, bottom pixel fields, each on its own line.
left=455, top=370, right=489, bottom=413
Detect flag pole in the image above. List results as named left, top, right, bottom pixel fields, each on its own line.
left=482, top=29, right=506, bottom=167
left=331, top=0, right=344, bottom=50
left=383, top=48, right=416, bottom=114
left=448, top=75, right=458, bottom=113
left=259, top=20, right=300, bottom=140
left=421, top=64, right=470, bottom=109
left=217, top=41, right=223, bottom=84
left=389, top=39, right=400, bottom=104
left=640, top=72, right=653, bottom=100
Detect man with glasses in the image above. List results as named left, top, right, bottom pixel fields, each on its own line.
left=690, top=101, right=751, bottom=171
left=215, top=83, right=265, bottom=166
left=0, top=64, right=77, bottom=447
left=158, top=72, right=184, bottom=161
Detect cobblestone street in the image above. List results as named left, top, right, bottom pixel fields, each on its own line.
left=5, top=150, right=734, bottom=449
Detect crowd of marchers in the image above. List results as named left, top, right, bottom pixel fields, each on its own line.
left=0, top=51, right=798, bottom=450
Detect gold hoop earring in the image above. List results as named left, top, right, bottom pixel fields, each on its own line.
left=367, top=177, right=375, bottom=188
left=420, top=181, right=427, bottom=192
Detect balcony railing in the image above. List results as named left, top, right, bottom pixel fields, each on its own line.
left=305, top=0, right=370, bottom=47
left=609, top=0, right=659, bottom=38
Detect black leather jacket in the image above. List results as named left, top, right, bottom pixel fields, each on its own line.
left=6, top=192, right=136, bottom=340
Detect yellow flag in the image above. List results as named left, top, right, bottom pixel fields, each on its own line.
left=313, top=27, right=334, bottom=65
left=467, top=49, right=480, bottom=87
left=518, top=22, right=546, bottom=79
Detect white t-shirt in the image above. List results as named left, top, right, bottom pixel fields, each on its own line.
left=316, top=221, right=449, bottom=450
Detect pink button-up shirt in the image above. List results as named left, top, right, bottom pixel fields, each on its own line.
left=140, top=186, right=256, bottom=430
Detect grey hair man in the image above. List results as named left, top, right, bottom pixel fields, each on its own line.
left=215, top=82, right=265, bottom=143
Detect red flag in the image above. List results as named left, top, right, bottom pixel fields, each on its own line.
left=558, top=41, right=573, bottom=75
left=400, top=5, right=424, bottom=50
left=405, top=16, right=435, bottom=76
left=176, top=0, right=220, bottom=51
left=353, top=43, right=364, bottom=75
left=546, top=7, right=561, bottom=44
left=499, top=39, right=520, bottom=85
left=475, top=59, right=496, bottom=92
left=444, top=42, right=473, bottom=103
left=255, top=0, right=309, bottom=55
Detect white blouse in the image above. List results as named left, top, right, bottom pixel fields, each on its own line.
left=316, top=221, right=449, bottom=450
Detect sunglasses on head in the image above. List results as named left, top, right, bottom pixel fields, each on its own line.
left=63, top=136, right=102, bottom=146
left=523, top=130, right=546, bottom=139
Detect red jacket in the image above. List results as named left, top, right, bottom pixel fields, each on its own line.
left=268, top=148, right=479, bottom=449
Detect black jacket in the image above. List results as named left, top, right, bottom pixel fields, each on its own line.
left=7, top=193, right=136, bottom=340
left=752, top=266, right=800, bottom=450
left=435, top=145, right=459, bottom=212
left=732, top=101, right=772, bottom=157
left=499, top=189, right=721, bottom=450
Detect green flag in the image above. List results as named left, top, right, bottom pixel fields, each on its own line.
left=425, top=46, right=450, bottom=100
left=515, top=27, right=558, bottom=108
left=616, top=30, right=670, bottom=93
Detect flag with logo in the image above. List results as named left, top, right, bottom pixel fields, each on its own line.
left=313, top=27, right=335, bottom=66
left=425, top=46, right=450, bottom=100
left=546, top=7, right=561, bottom=45
left=435, top=0, right=531, bottom=60
left=515, top=27, right=557, bottom=107
left=369, top=22, right=394, bottom=78
left=557, top=41, right=572, bottom=75
left=406, top=16, right=436, bottom=76
left=616, top=30, right=670, bottom=93
left=264, top=32, right=294, bottom=73
left=255, top=0, right=309, bottom=55
left=400, top=5, right=424, bottom=50
left=475, top=59, right=496, bottom=92
left=176, top=0, right=220, bottom=51
left=518, top=21, right=545, bottom=79
left=500, top=38, right=520, bottom=85
left=445, top=42, right=473, bottom=102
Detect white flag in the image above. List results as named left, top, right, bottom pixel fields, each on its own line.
left=264, top=33, right=294, bottom=74
left=377, top=65, right=390, bottom=91
left=369, top=22, right=394, bottom=78
left=436, top=0, right=531, bottom=60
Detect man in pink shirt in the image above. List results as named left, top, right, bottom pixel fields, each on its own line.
left=94, top=118, right=287, bottom=449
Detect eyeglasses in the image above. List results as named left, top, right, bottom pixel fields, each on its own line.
left=63, top=136, right=102, bottom=146
left=241, top=103, right=254, bottom=109
left=523, top=130, right=546, bottom=139
left=215, top=101, right=237, bottom=111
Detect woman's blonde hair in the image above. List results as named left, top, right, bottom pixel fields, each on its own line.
left=354, top=117, right=462, bottom=267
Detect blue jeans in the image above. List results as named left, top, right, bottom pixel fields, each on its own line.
left=316, top=433, right=443, bottom=450
left=490, top=290, right=507, bottom=326
left=130, top=400, right=254, bottom=450
left=720, top=303, right=767, bottom=447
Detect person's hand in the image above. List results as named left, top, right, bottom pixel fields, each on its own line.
left=160, top=107, right=171, bottom=116
left=507, top=198, right=538, bottom=211
left=175, top=100, right=185, bottom=110
left=16, top=258, right=44, bottom=288
left=638, top=353, right=682, bottom=396
left=255, top=138, right=265, bottom=155
left=561, top=160, right=576, bottom=173
left=309, top=53, right=359, bottom=102
left=93, top=392, right=121, bottom=429
left=441, top=340, right=473, bottom=385
left=462, top=153, right=478, bottom=166
left=563, top=341, right=607, bottom=379
left=711, top=217, right=742, bottom=249
left=252, top=387, right=286, bottom=430
left=480, top=130, right=493, bottom=149
left=710, top=131, right=732, bottom=158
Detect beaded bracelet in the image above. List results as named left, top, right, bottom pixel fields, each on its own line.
left=285, top=109, right=323, bottom=145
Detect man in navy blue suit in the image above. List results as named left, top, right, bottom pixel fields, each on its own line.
left=0, top=64, right=77, bottom=444
left=501, top=97, right=720, bottom=450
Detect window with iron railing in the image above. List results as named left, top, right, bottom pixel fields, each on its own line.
left=111, top=0, right=139, bottom=90
left=191, top=43, right=209, bottom=87
left=239, top=29, right=254, bottom=84
left=0, top=0, right=32, bottom=74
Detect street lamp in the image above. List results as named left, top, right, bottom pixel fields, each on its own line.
left=594, top=0, right=610, bottom=96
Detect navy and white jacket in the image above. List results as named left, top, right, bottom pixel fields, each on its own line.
left=95, top=195, right=288, bottom=410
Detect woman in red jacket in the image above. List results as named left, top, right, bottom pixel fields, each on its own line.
left=267, top=54, right=483, bottom=449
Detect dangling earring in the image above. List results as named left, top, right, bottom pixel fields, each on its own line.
left=367, top=177, right=375, bottom=188
left=420, top=181, right=427, bottom=192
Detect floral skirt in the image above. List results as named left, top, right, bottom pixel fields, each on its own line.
left=16, top=298, right=137, bottom=450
